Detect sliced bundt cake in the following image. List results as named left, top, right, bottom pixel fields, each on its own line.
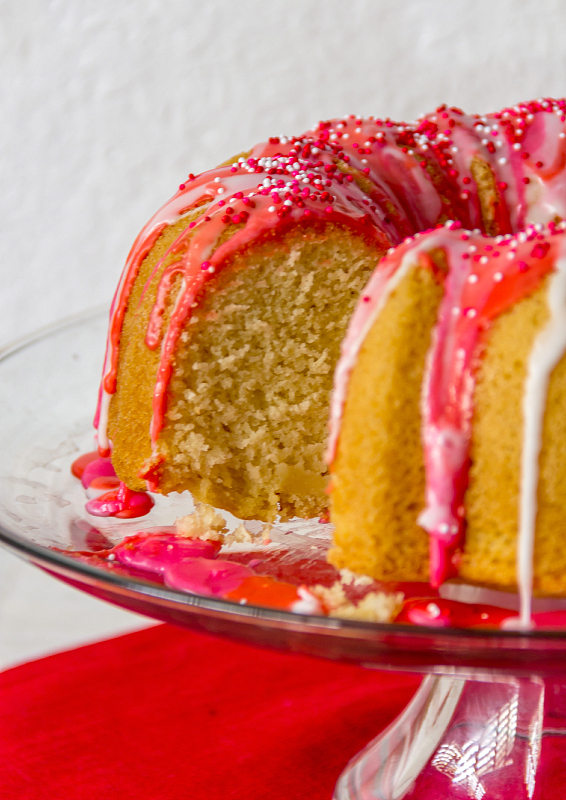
left=96, top=98, right=566, bottom=523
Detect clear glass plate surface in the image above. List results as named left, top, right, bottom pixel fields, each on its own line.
left=1, top=309, right=566, bottom=678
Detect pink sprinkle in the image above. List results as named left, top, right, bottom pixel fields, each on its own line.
left=200, top=261, right=211, bottom=271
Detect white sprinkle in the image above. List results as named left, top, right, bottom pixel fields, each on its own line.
left=468, top=274, right=478, bottom=284
left=387, top=247, right=395, bottom=255
left=496, top=140, right=503, bottom=148
left=451, top=146, right=458, bottom=153
left=214, top=177, right=220, bottom=182
left=208, top=266, right=215, bottom=273
left=107, top=553, right=116, bottom=561
left=469, top=245, right=477, bottom=253
left=507, top=251, right=516, bottom=260
left=268, top=206, right=275, bottom=212
left=284, top=199, right=292, bottom=206
left=480, top=255, right=489, bottom=264
left=438, top=524, right=450, bottom=534
left=560, top=133, right=566, bottom=139
left=452, top=306, right=460, bottom=316
left=498, top=157, right=507, bottom=165
left=513, top=143, right=521, bottom=150
left=494, top=272, right=503, bottom=282
left=466, top=308, right=477, bottom=318
left=427, top=602, right=441, bottom=618
left=217, top=188, right=225, bottom=194
left=481, top=139, right=488, bottom=146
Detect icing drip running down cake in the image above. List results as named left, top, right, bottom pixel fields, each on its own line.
left=95, top=98, right=566, bottom=557
left=328, top=222, right=566, bottom=625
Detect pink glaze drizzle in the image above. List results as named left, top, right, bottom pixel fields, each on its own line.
left=96, top=99, right=566, bottom=472
left=418, top=225, right=565, bottom=586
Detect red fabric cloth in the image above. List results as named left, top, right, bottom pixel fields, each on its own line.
left=0, top=624, right=420, bottom=800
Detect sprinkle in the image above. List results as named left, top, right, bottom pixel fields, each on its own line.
left=466, top=308, right=477, bottom=318
left=468, top=274, right=478, bottom=283
left=493, top=272, right=503, bottom=282
left=479, top=256, right=489, bottom=264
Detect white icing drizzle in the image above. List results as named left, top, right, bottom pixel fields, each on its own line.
left=517, top=251, right=566, bottom=628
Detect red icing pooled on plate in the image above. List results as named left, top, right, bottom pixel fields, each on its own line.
left=395, top=596, right=513, bottom=629
left=87, top=529, right=320, bottom=611
left=71, top=450, right=100, bottom=479
left=113, top=530, right=221, bottom=573
left=80, top=456, right=115, bottom=489
left=95, top=99, right=566, bottom=468
left=72, top=453, right=155, bottom=519
left=225, top=575, right=307, bottom=611
left=164, top=558, right=254, bottom=596
left=85, top=481, right=155, bottom=519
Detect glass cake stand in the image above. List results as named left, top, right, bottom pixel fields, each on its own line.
left=1, top=309, right=566, bottom=799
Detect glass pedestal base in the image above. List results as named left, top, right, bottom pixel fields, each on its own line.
left=335, top=673, right=566, bottom=800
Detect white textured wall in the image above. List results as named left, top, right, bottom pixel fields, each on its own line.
left=1, top=0, right=566, bottom=667
left=2, top=0, right=566, bottom=346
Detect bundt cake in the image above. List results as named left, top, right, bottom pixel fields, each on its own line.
left=96, top=97, right=566, bottom=528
